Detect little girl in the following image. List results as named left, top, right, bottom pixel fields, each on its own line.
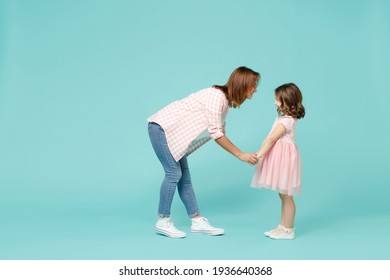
left=251, top=83, right=305, bottom=240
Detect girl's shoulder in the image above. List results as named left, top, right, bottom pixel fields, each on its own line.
left=278, top=114, right=294, bottom=119
left=277, top=115, right=296, bottom=130
left=277, top=115, right=296, bottom=122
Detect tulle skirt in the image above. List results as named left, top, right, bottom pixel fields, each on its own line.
left=251, top=140, right=302, bottom=196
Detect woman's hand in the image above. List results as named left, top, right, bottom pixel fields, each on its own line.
left=237, top=152, right=259, bottom=165
left=215, top=136, right=258, bottom=165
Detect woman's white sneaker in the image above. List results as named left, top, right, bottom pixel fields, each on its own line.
left=155, top=217, right=186, bottom=238
left=191, top=217, right=224, bottom=235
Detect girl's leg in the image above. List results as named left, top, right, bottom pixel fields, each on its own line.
left=177, top=156, right=200, bottom=218
left=267, top=193, right=295, bottom=239
left=279, top=193, right=296, bottom=228
left=148, top=122, right=182, bottom=217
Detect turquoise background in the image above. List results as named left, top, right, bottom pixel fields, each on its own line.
left=1, top=0, right=389, bottom=259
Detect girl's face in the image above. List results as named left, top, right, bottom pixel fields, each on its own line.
left=274, top=97, right=282, bottom=109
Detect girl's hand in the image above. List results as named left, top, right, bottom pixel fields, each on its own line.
left=238, top=152, right=258, bottom=165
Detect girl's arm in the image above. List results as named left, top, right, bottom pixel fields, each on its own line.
left=216, top=135, right=258, bottom=165
left=256, top=124, right=286, bottom=159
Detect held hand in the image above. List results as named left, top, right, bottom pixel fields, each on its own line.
left=238, top=152, right=259, bottom=165
left=256, top=153, right=263, bottom=161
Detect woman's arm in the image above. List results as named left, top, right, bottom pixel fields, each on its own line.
left=256, top=124, right=286, bottom=158
left=204, top=90, right=257, bottom=164
left=215, top=135, right=258, bottom=165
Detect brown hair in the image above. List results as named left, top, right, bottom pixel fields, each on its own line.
left=275, top=83, right=305, bottom=119
left=213, top=66, right=260, bottom=108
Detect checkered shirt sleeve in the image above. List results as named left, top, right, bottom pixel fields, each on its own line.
left=147, top=88, right=229, bottom=161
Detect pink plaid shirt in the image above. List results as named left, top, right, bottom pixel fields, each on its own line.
left=148, top=87, right=229, bottom=161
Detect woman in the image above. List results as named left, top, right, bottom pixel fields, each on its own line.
left=148, top=66, right=260, bottom=238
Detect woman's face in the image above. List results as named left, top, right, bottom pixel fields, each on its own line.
left=246, top=80, right=258, bottom=100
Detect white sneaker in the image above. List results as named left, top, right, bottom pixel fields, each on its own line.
left=269, top=227, right=295, bottom=240
left=264, top=225, right=283, bottom=237
left=191, top=217, right=224, bottom=235
left=155, top=217, right=186, bottom=238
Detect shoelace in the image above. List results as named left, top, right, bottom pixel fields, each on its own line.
left=165, top=218, right=183, bottom=232
left=274, top=228, right=293, bottom=236
left=271, top=227, right=287, bottom=236
left=267, top=225, right=282, bottom=234
left=198, top=217, right=211, bottom=226
left=166, top=218, right=178, bottom=229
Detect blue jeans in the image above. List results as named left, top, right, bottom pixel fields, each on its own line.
left=148, top=122, right=199, bottom=218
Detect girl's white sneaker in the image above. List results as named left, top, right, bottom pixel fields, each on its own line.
left=264, top=224, right=283, bottom=237
left=269, top=227, right=295, bottom=240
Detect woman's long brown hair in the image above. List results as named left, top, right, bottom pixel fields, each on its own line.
left=213, top=66, right=260, bottom=108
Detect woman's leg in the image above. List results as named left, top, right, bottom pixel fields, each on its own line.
left=177, top=156, right=200, bottom=218
left=177, top=157, right=224, bottom=235
left=279, top=193, right=296, bottom=228
left=148, top=122, right=182, bottom=217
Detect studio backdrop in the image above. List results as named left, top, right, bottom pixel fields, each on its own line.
left=0, top=0, right=389, bottom=259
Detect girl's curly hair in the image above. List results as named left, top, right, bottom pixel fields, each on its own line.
left=275, top=83, right=305, bottom=119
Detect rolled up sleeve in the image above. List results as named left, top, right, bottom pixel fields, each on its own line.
left=205, top=92, right=227, bottom=140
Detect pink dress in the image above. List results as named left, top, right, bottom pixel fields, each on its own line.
left=251, top=116, right=302, bottom=196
